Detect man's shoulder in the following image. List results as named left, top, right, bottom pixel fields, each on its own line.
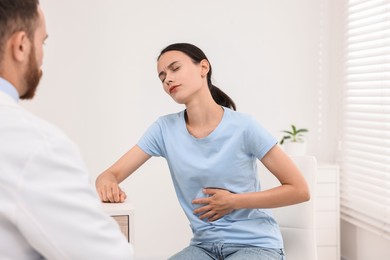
left=0, top=101, right=72, bottom=148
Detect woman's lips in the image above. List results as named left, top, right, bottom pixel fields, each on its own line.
left=169, top=85, right=179, bottom=94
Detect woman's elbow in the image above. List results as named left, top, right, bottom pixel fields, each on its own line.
left=299, top=186, right=311, bottom=202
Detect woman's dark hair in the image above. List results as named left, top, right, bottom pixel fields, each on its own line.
left=158, top=43, right=236, bottom=111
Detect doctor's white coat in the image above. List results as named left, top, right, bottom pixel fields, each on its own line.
left=0, top=91, right=133, bottom=260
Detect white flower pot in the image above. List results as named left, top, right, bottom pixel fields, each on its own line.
left=283, top=142, right=306, bottom=156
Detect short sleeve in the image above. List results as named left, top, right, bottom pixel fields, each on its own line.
left=137, top=120, right=165, bottom=157
left=245, top=116, right=277, bottom=159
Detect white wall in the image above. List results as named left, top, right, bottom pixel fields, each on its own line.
left=25, top=0, right=336, bottom=259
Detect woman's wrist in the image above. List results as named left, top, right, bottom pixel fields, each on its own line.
left=231, top=193, right=242, bottom=210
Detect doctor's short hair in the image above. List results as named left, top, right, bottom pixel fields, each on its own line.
left=0, top=0, right=40, bottom=63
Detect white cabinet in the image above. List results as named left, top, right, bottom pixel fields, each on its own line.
left=316, top=163, right=340, bottom=260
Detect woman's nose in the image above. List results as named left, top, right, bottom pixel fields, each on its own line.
left=165, top=71, right=174, bottom=84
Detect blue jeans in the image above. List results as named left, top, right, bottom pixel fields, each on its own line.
left=168, top=243, right=285, bottom=260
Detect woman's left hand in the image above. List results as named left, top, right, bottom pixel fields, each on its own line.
left=192, top=188, right=235, bottom=222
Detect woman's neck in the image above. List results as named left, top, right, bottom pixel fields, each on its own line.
left=185, top=102, right=224, bottom=138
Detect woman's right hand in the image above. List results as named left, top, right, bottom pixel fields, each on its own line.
left=95, top=145, right=151, bottom=203
left=96, top=174, right=127, bottom=203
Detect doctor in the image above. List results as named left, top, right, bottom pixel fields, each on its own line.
left=0, top=0, right=133, bottom=259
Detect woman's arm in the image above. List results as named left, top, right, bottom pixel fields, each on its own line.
left=192, top=145, right=310, bottom=221
left=234, top=144, right=310, bottom=208
left=96, top=145, right=151, bottom=203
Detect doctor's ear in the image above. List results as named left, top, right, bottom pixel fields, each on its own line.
left=10, top=31, right=31, bottom=63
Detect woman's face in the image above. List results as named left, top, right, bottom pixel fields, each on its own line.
left=157, top=50, right=208, bottom=104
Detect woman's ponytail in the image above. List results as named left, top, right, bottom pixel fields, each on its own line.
left=208, top=83, right=236, bottom=111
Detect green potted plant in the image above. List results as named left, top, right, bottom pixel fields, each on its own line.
left=279, top=124, right=309, bottom=155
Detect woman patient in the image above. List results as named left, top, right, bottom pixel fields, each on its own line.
left=96, top=42, right=309, bottom=260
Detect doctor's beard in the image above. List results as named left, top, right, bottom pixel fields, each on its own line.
left=20, top=44, right=43, bottom=100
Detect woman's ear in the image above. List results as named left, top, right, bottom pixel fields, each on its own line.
left=10, top=31, right=30, bottom=63
left=200, top=59, right=210, bottom=77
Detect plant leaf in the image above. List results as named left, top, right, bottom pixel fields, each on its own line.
left=279, top=135, right=291, bottom=145
left=291, top=125, right=297, bottom=134
left=296, top=129, right=308, bottom=133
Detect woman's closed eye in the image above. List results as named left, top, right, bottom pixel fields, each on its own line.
left=160, top=66, right=180, bottom=83
left=171, top=66, right=180, bottom=72
left=159, top=72, right=166, bottom=83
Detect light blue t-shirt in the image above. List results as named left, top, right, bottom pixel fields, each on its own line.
left=137, top=107, right=283, bottom=248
